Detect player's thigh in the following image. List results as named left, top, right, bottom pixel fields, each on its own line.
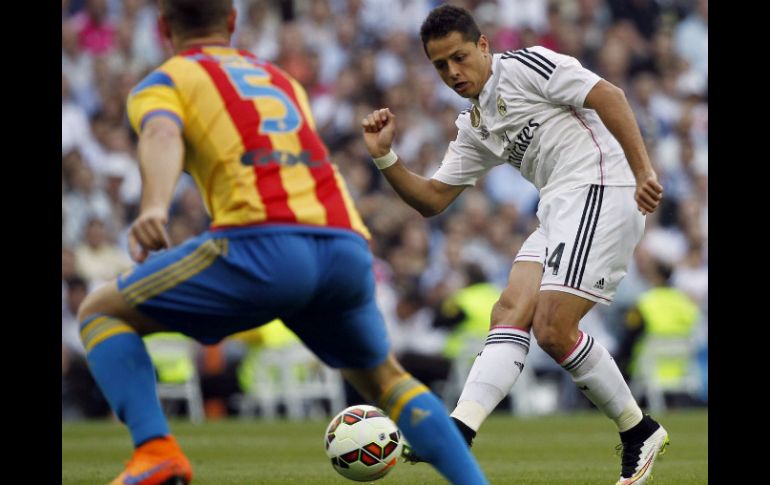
left=538, top=184, right=644, bottom=305
left=284, top=235, right=390, bottom=370
left=491, top=258, right=544, bottom=331
left=116, top=231, right=317, bottom=344
left=287, top=297, right=390, bottom=370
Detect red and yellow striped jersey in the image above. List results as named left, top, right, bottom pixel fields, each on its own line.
left=126, top=45, right=370, bottom=239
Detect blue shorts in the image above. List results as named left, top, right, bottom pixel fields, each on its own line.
left=116, top=225, right=389, bottom=369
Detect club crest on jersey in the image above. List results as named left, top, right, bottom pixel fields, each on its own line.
left=497, top=95, right=507, bottom=115
left=479, top=125, right=490, bottom=140
left=470, top=105, right=481, bottom=128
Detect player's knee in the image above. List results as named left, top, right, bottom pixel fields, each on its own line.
left=531, top=321, right=561, bottom=358
left=77, top=290, right=106, bottom=324
left=532, top=309, right=576, bottom=359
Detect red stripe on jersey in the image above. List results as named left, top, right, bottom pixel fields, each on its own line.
left=307, top=164, right=351, bottom=228
left=242, top=52, right=352, bottom=230
left=195, top=52, right=295, bottom=223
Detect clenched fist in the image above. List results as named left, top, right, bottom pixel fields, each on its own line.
left=361, top=108, right=397, bottom=158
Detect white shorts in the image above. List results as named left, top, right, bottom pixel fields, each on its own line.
left=514, top=185, right=644, bottom=305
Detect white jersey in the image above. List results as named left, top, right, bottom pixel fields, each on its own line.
left=433, top=46, right=636, bottom=202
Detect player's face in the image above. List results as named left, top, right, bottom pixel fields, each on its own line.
left=426, top=32, right=492, bottom=99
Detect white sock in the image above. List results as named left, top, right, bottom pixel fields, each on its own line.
left=451, top=326, right=530, bottom=431
left=560, top=331, right=643, bottom=432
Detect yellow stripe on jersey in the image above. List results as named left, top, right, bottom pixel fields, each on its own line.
left=280, top=164, right=326, bottom=226
left=332, top=165, right=372, bottom=239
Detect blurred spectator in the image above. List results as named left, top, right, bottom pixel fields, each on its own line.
left=74, top=217, right=133, bottom=285
left=496, top=0, right=548, bottom=35
left=63, top=18, right=99, bottom=114
left=671, top=243, right=707, bottom=310
left=123, top=0, right=164, bottom=68
left=72, top=0, right=117, bottom=56
left=673, top=0, right=707, bottom=88
left=616, top=260, right=702, bottom=408
left=383, top=286, right=448, bottom=392
left=62, top=163, right=113, bottom=246
left=607, top=0, right=660, bottom=40
left=62, top=75, right=100, bottom=162
left=235, top=0, right=282, bottom=60
left=439, top=263, right=501, bottom=361
left=62, top=276, right=89, bottom=357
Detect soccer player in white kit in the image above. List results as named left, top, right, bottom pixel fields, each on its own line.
left=361, top=5, right=668, bottom=484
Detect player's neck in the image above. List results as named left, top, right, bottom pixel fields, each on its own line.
left=174, top=35, right=231, bottom=53
left=472, top=57, right=494, bottom=101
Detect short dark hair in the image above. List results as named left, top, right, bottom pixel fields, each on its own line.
left=159, top=0, right=233, bottom=38
left=419, top=5, right=481, bottom=55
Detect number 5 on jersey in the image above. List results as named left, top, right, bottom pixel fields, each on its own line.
left=224, top=64, right=301, bottom=135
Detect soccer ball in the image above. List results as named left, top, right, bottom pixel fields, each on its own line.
left=324, top=404, right=403, bottom=482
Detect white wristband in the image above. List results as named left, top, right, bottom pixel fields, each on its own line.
left=372, top=149, right=398, bottom=170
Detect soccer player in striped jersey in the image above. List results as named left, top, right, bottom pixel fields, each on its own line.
left=76, top=1, right=488, bottom=484
left=362, top=4, right=667, bottom=484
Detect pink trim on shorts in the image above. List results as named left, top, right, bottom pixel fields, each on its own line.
left=558, top=330, right=585, bottom=365
left=540, top=283, right=613, bottom=302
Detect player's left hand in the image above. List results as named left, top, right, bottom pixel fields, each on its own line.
left=635, top=172, right=663, bottom=215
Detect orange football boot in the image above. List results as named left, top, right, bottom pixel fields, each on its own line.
left=109, top=435, right=193, bottom=485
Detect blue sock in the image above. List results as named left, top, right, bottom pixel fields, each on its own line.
left=80, top=315, right=169, bottom=447
left=380, top=375, right=488, bottom=484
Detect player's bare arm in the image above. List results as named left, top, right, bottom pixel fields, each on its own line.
left=361, top=107, right=466, bottom=216
left=130, top=115, right=184, bottom=262
left=584, top=80, right=663, bottom=215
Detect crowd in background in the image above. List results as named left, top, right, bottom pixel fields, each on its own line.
left=62, top=0, right=708, bottom=419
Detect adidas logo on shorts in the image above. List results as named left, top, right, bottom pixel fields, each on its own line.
left=593, top=278, right=605, bottom=290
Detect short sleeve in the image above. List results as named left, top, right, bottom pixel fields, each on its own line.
left=126, top=70, right=185, bottom=135
left=539, top=48, right=602, bottom=107
left=432, top=117, right=494, bottom=186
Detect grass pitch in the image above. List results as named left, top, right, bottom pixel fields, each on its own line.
left=62, top=409, right=707, bottom=484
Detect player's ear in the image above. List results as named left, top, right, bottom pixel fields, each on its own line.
left=157, top=15, right=172, bottom=41
left=478, top=34, right=490, bottom=55
left=227, top=8, right=237, bottom=34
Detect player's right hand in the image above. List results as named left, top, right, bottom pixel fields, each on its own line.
left=128, top=207, right=171, bottom=263
left=635, top=171, right=664, bottom=216
left=361, top=108, right=396, bottom=158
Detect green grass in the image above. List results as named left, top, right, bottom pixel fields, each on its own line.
left=62, top=409, right=707, bottom=484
